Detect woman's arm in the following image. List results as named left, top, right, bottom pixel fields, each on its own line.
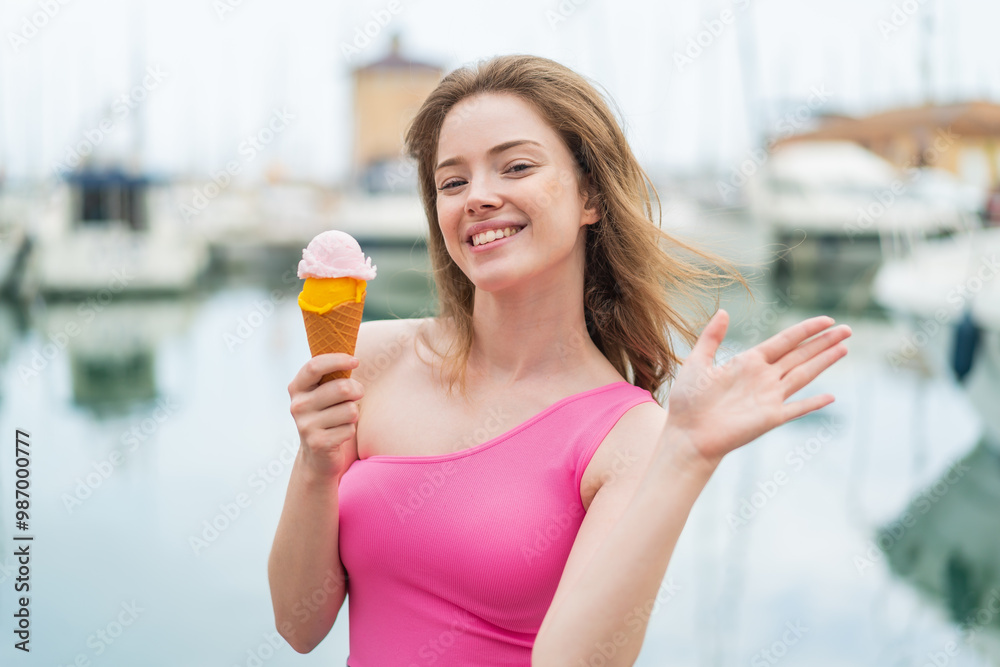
left=268, top=353, right=364, bottom=653
left=533, top=426, right=712, bottom=667
left=533, top=312, right=851, bottom=666
left=268, top=318, right=412, bottom=651
left=268, top=453, right=350, bottom=653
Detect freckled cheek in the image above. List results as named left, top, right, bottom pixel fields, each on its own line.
left=521, top=177, right=571, bottom=219
left=519, top=187, right=549, bottom=220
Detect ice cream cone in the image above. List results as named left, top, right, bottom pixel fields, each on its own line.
left=296, top=230, right=377, bottom=385
left=299, top=277, right=367, bottom=384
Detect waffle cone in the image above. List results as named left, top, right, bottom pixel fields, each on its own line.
left=301, top=300, right=364, bottom=384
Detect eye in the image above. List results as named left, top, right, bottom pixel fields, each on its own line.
left=437, top=162, right=534, bottom=191
left=438, top=178, right=465, bottom=191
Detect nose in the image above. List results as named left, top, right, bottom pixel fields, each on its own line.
left=464, top=173, right=503, bottom=215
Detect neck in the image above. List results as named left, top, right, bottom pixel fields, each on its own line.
left=465, top=248, right=599, bottom=388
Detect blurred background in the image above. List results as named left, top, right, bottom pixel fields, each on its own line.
left=1, top=0, right=999, bottom=665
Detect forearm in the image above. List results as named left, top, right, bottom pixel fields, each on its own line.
left=532, top=430, right=716, bottom=667
left=268, top=449, right=349, bottom=653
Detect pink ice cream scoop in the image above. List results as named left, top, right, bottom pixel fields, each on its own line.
left=297, top=230, right=377, bottom=280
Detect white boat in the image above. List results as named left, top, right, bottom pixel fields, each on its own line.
left=748, top=141, right=975, bottom=238
left=746, top=141, right=976, bottom=309
left=21, top=169, right=210, bottom=298
left=189, top=183, right=428, bottom=278
left=872, top=226, right=1000, bottom=448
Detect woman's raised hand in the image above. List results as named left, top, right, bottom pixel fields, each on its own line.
left=665, top=310, right=851, bottom=469
left=287, top=353, right=365, bottom=482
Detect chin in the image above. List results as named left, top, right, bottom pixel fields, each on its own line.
left=470, top=270, right=531, bottom=295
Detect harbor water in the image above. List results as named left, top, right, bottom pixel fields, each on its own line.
left=0, top=219, right=997, bottom=667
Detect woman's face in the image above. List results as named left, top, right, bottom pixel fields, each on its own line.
left=434, top=92, right=599, bottom=293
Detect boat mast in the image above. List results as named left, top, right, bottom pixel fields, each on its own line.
left=130, top=0, right=147, bottom=173
left=921, top=0, right=935, bottom=105
left=733, top=0, right=761, bottom=153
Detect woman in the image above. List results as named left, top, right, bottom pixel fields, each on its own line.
left=268, top=54, right=851, bottom=665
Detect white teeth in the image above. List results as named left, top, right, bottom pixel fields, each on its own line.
left=472, top=226, right=521, bottom=246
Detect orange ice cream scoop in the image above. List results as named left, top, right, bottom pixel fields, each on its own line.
left=296, top=231, right=377, bottom=384
left=298, top=276, right=366, bottom=314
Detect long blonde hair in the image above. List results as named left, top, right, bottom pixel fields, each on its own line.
left=403, top=54, right=749, bottom=399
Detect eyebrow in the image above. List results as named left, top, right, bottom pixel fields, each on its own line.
left=435, top=139, right=544, bottom=173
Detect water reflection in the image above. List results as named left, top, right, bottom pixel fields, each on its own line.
left=0, top=298, right=20, bottom=365
left=32, top=298, right=199, bottom=414
left=0, top=299, right=21, bottom=411
left=881, top=435, right=1000, bottom=659
left=1, top=238, right=997, bottom=665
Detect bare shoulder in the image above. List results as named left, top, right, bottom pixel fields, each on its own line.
left=353, top=317, right=433, bottom=389
left=583, top=398, right=668, bottom=506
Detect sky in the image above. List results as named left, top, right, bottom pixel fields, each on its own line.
left=1, top=0, right=999, bottom=184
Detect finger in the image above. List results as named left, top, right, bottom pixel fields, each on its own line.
left=289, top=353, right=359, bottom=393
left=782, top=342, right=848, bottom=399
left=293, top=377, right=363, bottom=415
left=776, top=324, right=852, bottom=378
left=314, top=377, right=365, bottom=409
left=312, top=400, right=360, bottom=430
left=690, top=309, right=729, bottom=364
left=782, top=393, right=835, bottom=422
left=303, top=422, right=356, bottom=452
left=757, top=315, right=836, bottom=364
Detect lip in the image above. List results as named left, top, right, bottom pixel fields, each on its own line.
left=468, top=227, right=523, bottom=253
left=464, top=220, right=527, bottom=244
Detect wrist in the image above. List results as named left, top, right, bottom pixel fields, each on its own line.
left=294, top=448, right=343, bottom=490
left=655, top=423, right=721, bottom=483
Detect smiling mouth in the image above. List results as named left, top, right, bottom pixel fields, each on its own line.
left=469, top=226, right=523, bottom=247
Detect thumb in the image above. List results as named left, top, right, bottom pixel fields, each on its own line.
left=692, top=309, right=729, bottom=363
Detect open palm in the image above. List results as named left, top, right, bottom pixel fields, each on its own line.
left=667, top=310, right=852, bottom=466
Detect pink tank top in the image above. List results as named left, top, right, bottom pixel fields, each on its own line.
left=337, top=380, right=658, bottom=666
